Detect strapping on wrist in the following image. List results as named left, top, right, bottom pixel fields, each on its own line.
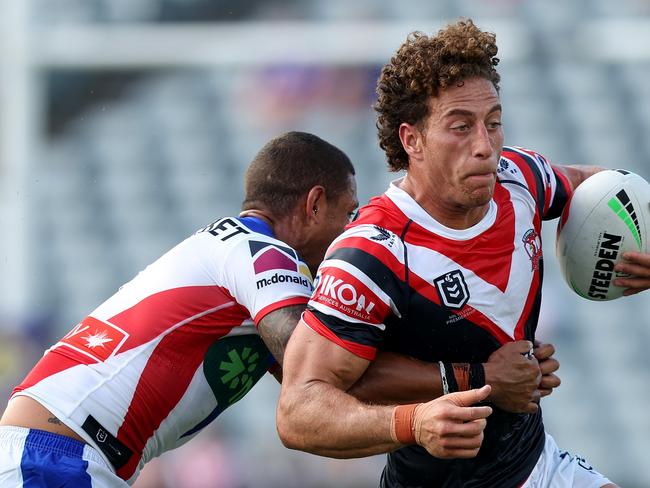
left=390, top=404, right=418, bottom=445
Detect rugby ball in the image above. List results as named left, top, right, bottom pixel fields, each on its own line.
left=556, top=169, right=650, bottom=301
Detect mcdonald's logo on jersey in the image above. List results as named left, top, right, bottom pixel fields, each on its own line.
left=434, top=270, right=470, bottom=309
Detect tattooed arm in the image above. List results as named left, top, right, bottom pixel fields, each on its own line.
left=257, top=305, right=305, bottom=382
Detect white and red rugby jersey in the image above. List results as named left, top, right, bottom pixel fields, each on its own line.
left=12, top=216, right=313, bottom=484
left=303, top=147, right=573, bottom=487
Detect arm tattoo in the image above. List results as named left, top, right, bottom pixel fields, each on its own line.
left=47, top=416, right=62, bottom=425
left=258, top=305, right=305, bottom=366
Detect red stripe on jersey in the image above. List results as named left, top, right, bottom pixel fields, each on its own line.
left=513, top=267, right=541, bottom=340
left=312, top=265, right=390, bottom=325
left=106, top=286, right=249, bottom=480
left=506, top=151, right=542, bottom=202
left=115, top=321, right=225, bottom=480
left=254, top=296, right=309, bottom=325
left=347, top=195, right=410, bottom=231
left=302, top=311, right=377, bottom=360
left=403, top=184, right=515, bottom=293
left=110, top=286, right=244, bottom=354
left=327, top=235, right=407, bottom=281
left=12, top=351, right=83, bottom=396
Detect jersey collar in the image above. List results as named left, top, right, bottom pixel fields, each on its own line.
left=236, top=216, right=275, bottom=238
left=384, top=177, right=498, bottom=240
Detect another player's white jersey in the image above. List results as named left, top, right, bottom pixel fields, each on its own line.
left=12, top=216, right=313, bottom=484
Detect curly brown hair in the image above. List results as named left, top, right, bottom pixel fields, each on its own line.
left=375, top=19, right=501, bottom=171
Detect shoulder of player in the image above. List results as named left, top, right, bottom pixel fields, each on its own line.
left=195, top=217, right=298, bottom=254
left=321, top=223, right=405, bottom=275
left=331, top=223, right=401, bottom=250
left=498, top=146, right=552, bottom=184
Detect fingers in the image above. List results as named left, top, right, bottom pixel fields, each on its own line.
left=427, top=427, right=485, bottom=458
left=618, top=251, right=650, bottom=269
left=539, top=372, right=561, bottom=392
left=418, top=418, right=487, bottom=459
left=533, top=342, right=555, bottom=361
left=538, top=357, right=560, bottom=375
left=445, top=385, right=492, bottom=407
left=615, top=252, right=650, bottom=294
left=510, top=340, right=534, bottom=354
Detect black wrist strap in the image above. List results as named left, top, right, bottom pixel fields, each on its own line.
left=469, top=363, right=486, bottom=390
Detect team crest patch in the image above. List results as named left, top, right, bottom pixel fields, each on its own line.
left=434, top=270, right=470, bottom=309
left=249, top=241, right=298, bottom=274
left=522, top=229, right=542, bottom=271
left=58, top=316, right=129, bottom=362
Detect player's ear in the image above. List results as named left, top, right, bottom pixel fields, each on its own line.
left=399, top=122, right=424, bottom=162
left=304, top=185, right=326, bottom=223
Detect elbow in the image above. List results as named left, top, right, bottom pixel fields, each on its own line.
left=276, top=398, right=304, bottom=451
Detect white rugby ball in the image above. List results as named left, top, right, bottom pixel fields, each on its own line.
left=556, top=169, right=650, bottom=301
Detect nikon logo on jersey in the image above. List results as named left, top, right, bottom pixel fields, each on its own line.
left=314, top=274, right=376, bottom=320
left=434, top=270, right=470, bottom=309
left=256, top=272, right=310, bottom=290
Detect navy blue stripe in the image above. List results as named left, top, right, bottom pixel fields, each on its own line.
left=307, top=308, right=385, bottom=347
left=546, top=169, right=570, bottom=220
left=504, top=148, right=546, bottom=216
left=499, top=179, right=532, bottom=193
left=326, top=246, right=406, bottom=308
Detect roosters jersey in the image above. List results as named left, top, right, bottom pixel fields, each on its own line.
left=12, top=216, right=313, bottom=485
left=304, top=147, right=572, bottom=487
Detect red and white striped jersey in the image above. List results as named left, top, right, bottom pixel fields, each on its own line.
left=303, top=146, right=572, bottom=487
left=12, top=216, right=313, bottom=484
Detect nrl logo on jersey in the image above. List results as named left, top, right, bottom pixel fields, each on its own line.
left=434, top=270, right=470, bottom=309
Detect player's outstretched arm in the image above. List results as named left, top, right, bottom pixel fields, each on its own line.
left=349, top=340, right=547, bottom=414
left=276, top=321, right=492, bottom=459
left=260, top=307, right=553, bottom=412
left=554, top=164, right=604, bottom=191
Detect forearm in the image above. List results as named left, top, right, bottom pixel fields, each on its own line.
left=556, top=164, right=605, bottom=191
left=348, top=348, right=542, bottom=414
left=347, top=351, right=442, bottom=404
left=277, top=380, right=400, bottom=457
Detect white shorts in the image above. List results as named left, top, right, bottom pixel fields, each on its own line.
left=0, top=426, right=129, bottom=487
left=521, top=433, right=612, bottom=488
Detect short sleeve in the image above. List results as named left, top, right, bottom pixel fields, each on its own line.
left=304, top=225, right=406, bottom=360
left=222, top=235, right=313, bottom=325
left=499, top=146, right=573, bottom=220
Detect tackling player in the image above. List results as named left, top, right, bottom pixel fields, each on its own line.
left=277, top=21, right=650, bottom=487
left=1, top=131, right=510, bottom=487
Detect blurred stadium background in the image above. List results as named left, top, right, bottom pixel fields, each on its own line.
left=1, top=0, right=650, bottom=486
